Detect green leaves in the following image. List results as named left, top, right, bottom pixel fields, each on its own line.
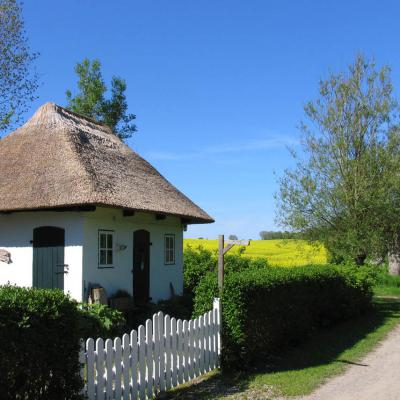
left=78, top=302, right=126, bottom=338
left=66, top=58, right=137, bottom=141
left=193, top=264, right=373, bottom=370
left=0, top=285, right=83, bottom=399
left=277, top=55, right=400, bottom=263
left=0, top=0, right=38, bottom=135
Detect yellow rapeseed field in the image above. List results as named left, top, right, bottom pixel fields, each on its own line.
left=184, top=239, right=328, bottom=267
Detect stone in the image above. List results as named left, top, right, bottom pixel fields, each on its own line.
left=0, top=249, right=11, bottom=264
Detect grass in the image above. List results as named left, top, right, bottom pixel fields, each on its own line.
left=184, top=239, right=328, bottom=267
left=374, top=285, right=400, bottom=296
left=167, top=295, right=400, bottom=399
left=373, top=267, right=400, bottom=297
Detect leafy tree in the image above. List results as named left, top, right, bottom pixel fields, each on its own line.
left=259, top=231, right=301, bottom=240
left=0, top=0, right=38, bottom=135
left=66, top=58, right=137, bottom=141
left=277, top=55, right=400, bottom=265
left=228, top=235, right=238, bottom=240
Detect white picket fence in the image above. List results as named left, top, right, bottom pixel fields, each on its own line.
left=80, top=298, right=221, bottom=400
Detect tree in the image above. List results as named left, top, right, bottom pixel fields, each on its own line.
left=259, top=231, right=301, bottom=240
left=260, top=231, right=279, bottom=240
left=228, top=235, right=238, bottom=240
left=277, top=55, right=400, bottom=265
left=0, top=0, right=38, bottom=135
left=66, top=58, right=137, bottom=141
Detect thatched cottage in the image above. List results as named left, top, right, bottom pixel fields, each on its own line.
left=0, top=103, right=213, bottom=303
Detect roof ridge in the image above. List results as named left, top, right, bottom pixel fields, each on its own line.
left=25, top=102, right=115, bottom=135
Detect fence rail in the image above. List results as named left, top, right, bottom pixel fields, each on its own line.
left=81, top=298, right=221, bottom=400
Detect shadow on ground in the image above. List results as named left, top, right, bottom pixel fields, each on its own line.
left=165, top=298, right=400, bottom=400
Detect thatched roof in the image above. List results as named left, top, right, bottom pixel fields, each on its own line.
left=0, top=103, right=213, bottom=224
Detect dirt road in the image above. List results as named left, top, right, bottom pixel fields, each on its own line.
left=297, top=324, right=400, bottom=400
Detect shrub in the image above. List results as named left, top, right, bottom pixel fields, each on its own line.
left=78, top=303, right=126, bottom=338
left=0, top=285, right=83, bottom=399
left=183, top=246, right=268, bottom=296
left=193, top=264, right=373, bottom=369
left=183, top=246, right=217, bottom=295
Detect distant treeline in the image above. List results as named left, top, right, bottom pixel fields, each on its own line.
left=259, top=231, right=302, bottom=240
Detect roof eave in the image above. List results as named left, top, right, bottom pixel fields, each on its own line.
left=0, top=203, right=215, bottom=224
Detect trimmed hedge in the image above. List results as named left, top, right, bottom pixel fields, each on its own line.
left=0, top=285, right=83, bottom=399
left=184, top=246, right=268, bottom=295
left=193, top=264, right=374, bottom=369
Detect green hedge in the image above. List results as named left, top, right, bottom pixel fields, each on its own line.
left=0, top=285, right=83, bottom=399
left=184, top=246, right=268, bottom=295
left=193, top=264, right=374, bottom=369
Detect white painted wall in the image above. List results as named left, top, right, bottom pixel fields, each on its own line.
left=0, top=207, right=184, bottom=304
left=82, top=208, right=184, bottom=303
left=0, top=211, right=84, bottom=300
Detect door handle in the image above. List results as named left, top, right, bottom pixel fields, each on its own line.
left=56, top=264, right=69, bottom=274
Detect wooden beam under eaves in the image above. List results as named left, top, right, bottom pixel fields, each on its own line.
left=122, top=209, right=135, bottom=217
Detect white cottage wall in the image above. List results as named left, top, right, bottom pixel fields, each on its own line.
left=0, top=212, right=84, bottom=301
left=82, top=208, right=184, bottom=303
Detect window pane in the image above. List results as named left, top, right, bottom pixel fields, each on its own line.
left=107, top=250, right=113, bottom=265
left=107, top=234, right=113, bottom=249
left=100, top=234, right=106, bottom=248
left=100, top=249, right=107, bottom=265
left=166, top=250, right=170, bottom=263
left=165, top=235, right=174, bottom=263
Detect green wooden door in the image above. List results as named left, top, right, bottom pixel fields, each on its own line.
left=32, top=227, right=65, bottom=290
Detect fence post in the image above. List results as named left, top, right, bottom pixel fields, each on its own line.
left=79, top=339, right=86, bottom=397
left=213, top=298, right=221, bottom=364
left=218, top=235, right=224, bottom=292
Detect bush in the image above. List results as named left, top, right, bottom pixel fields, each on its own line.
left=0, top=285, right=83, bottom=399
left=183, top=246, right=217, bottom=295
left=78, top=303, right=126, bottom=338
left=193, top=264, right=373, bottom=369
left=183, top=246, right=268, bottom=296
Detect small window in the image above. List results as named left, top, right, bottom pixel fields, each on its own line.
left=164, top=234, right=175, bottom=265
left=98, top=230, right=114, bottom=268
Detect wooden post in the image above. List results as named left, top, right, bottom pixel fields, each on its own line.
left=218, top=235, right=224, bottom=292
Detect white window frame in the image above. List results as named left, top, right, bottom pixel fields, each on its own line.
left=98, top=230, right=115, bottom=268
left=164, top=234, right=175, bottom=265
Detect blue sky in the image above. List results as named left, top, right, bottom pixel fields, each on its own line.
left=22, top=0, right=400, bottom=239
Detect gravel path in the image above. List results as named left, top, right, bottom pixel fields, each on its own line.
left=296, top=324, right=400, bottom=400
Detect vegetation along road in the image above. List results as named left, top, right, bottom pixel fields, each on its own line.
left=297, top=312, right=400, bottom=400
left=167, top=296, right=400, bottom=400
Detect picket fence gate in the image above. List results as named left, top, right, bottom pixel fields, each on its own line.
left=80, top=298, right=221, bottom=400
